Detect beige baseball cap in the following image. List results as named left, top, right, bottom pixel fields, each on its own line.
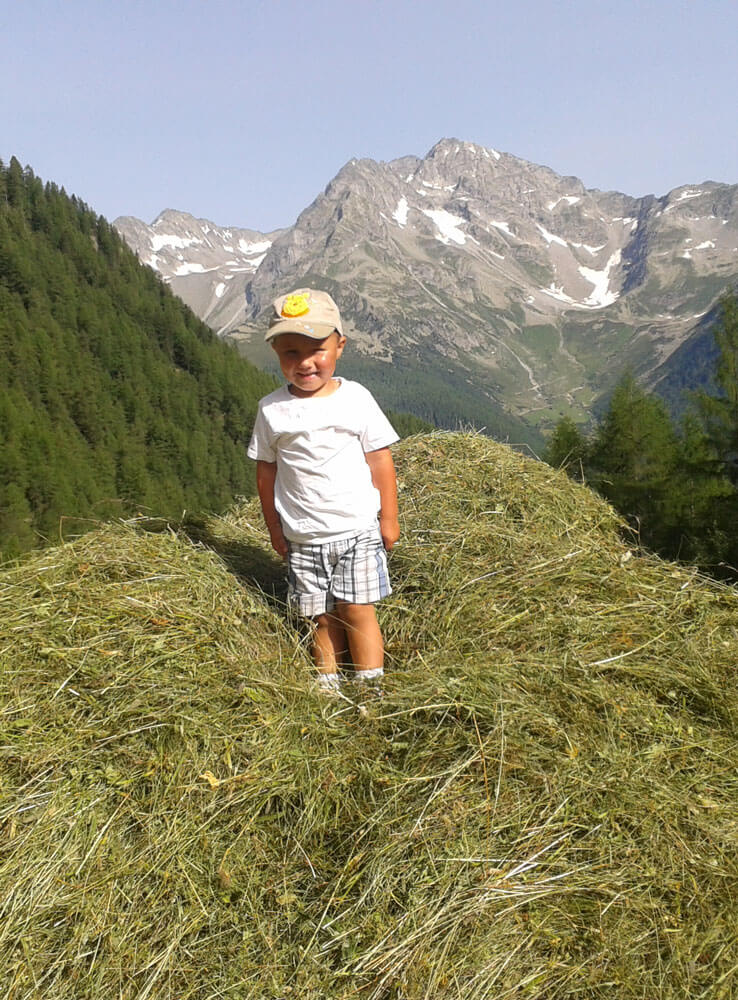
left=265, top=288, right=344, bottom=342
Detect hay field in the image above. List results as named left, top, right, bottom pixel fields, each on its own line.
left=1, top=433, right=737, bottom=999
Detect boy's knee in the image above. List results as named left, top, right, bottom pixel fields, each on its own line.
left=314, top=611, right=340, bottom=630
left=337, top=601, right=377, bottom=624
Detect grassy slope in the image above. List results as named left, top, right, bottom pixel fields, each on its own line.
left=1, top=433, right=737, bottom=999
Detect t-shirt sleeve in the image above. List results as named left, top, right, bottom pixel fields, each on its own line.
left=356, top=386, right=400, bottom=453
left=247, top=402, right=276, bottom=462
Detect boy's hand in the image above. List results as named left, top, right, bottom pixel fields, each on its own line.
left=379, top=515, right=400, bottom=551
left=268, top=525, right=288, bottom=560
left=256, top=461, right=288, bottom=559
left=366, top=448, right=399, bottom=552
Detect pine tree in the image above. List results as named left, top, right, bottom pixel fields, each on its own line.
left=696, top=292, right=738, bottom=484
left=693, top=291, right=738, bottom=568
left=588, top=372, right=680, bottom=552
left=543, top=416, right=589, bottom=480
left=668, top=412, right=734, bottom=565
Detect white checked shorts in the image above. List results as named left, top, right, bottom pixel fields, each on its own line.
left=286, top=527, right=392, bottom=617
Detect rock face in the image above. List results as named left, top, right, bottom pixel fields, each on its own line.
left=115, top=139, right=738, bottom=435
left=113, top=210, right=282, bottom=336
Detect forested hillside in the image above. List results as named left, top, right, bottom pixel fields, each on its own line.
left=545, top=292, right=738, bottom=576
left=0, top=157, right=276, bottom=558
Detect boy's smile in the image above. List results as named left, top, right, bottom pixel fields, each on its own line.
left=271, top=331, right=346, bottom=398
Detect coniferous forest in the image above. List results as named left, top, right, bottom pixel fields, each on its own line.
left=545, top=291, right=738, bottom=578
left=0, top=157, right=277, bottom=558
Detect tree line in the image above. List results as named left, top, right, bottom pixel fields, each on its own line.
left=0, top=156, right=277, bottom=558
left=545, top=292, right=738, bottom=577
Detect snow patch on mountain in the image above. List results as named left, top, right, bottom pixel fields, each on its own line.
left=175, top=262, right=211, bottom=276
left=538, top=251, right=622, bottom=310
left=571, top=242, right=606, bottom=254
left=393, top=197, right=409, bottom=227
left=421, top=181, right=455, bottom=192
left=423, top=209, right=467, bottom=245
left=152, top=234, right=202, bottom=252
left=681, top=242, right=714, bottom=260
left=665, top=190, right=707, bottom=213
left=239, top=239, right=271, bottom=254
left=579, top=251, right=621, bottom=307
left=541, top=284, right=581, bottom=306
left=536, top=223, right=568, bottom=248
left=547, top=196, right=580, bottom=211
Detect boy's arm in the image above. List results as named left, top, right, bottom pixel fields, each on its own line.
left=365, top=447, right=400, bottom=551
left=256, top=460, right=288, bottom=559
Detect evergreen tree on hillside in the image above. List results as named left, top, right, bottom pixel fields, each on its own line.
left=545, top=342, right=738, bottom=574
left=695, top=292, right=738, bottom=483
left=667, top=412, right=734, bottom=565
left=588, top=372, right=680, bottom=551
left=543, top=415, right=589, bottom=481
left=385, top=410, right=434, bottom=438
left=0, top=157, right=276, bottom=558
left=692, top=291, right=738, bottom=568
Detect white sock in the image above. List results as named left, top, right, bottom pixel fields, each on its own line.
left=316, top=672, right=341, bottom=691
left=353, top=667, right=384, bottom=682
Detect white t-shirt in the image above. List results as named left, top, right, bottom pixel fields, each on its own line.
left=247, top=379, right=399, bottom=543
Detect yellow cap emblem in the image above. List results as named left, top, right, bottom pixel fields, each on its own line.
left=281, top=293, right=310, bottom=318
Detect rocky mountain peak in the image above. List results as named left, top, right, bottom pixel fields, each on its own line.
left=114, top=209, right=281, bottom=336
left=115, top=138, right=738, bottom=436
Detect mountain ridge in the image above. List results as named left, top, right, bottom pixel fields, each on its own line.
left=113, top=208, right=284, bottom=336
left=114, top=139, right=738, bottom=435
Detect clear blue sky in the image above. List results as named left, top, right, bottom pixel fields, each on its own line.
left=3, top=0, right=737, bottom=232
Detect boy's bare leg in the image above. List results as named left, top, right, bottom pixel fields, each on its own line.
left=336, top=601, right=384, bottom=673
left=312, top=613, right=348, bottom=674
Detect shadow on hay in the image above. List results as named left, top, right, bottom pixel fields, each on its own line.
left=134, top=514, right=289, bottom=615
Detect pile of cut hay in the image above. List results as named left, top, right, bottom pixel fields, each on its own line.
left=1, top=432, right=737, bottom=999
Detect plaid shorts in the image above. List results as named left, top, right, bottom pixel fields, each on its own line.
left=286, top=527, right=392, bottom=617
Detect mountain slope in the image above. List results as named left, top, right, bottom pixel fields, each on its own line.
left=649, top=302, right=724, bottom=413
left=0, top=157, right=276, bottom=557
left=3, top=432, right=737, bottom=997
left=116, top=139, right=738, bottom=436
left=113, top=209, right=282, bottom=335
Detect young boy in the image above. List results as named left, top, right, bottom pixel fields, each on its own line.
left=247, top=288, right=399, bottom=692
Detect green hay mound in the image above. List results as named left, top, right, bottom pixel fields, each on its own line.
left=2, top=433, right=737, bottom=999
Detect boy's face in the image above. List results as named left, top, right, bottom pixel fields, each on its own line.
left=271, top=331, right=346, bottom=398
